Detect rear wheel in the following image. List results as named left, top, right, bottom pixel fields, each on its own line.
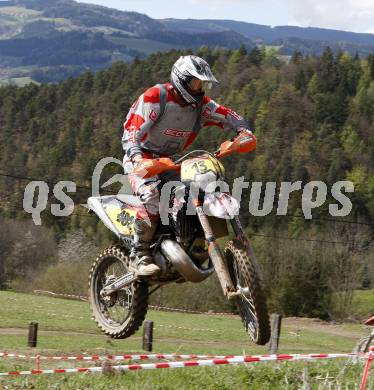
left=88, top=245, right=148, bottom=338
left=225, top=239, right=270, bottom=345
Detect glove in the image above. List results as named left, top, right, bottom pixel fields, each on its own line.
left=131, top=154, right=143, bottom=164
left=228, top=127, right=253, bottom=142
left=237, top=127, right=253, bottom=136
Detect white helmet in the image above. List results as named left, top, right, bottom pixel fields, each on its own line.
left=171, top=55, right=219, bottom=105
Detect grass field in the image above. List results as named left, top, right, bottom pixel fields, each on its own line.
left=0, top=7, right=42, bottom=18
left=352, top=290, right=374, bottom=319
left=0, top=291, right=372, bottom=389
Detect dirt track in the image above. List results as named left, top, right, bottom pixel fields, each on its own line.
left=283, top=317, right=365, bottom=339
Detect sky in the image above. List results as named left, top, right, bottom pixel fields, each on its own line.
left=76, top=0, right=374, bottom=34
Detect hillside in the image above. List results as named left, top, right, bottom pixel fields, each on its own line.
left=1, top=0, right=374, bottom=83
left=162, top=19, right=374, bottom=57
left=161, top=19, right=374, bottom=47
left=0, top=0, right=254, bottom=84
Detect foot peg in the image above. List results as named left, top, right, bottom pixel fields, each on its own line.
left=129, top=263, right=161, bottom=277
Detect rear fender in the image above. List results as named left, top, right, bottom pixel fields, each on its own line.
left=87, top=196, right=138, bottom=238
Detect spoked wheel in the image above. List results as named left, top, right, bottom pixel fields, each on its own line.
left=88, top=245, right=148, bottom=338
left=225, top=239, right=270, bottom=345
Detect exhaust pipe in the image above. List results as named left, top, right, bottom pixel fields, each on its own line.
left=160, top=239, right=214, bottom=283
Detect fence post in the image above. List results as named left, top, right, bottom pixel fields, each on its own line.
left=361, top=346, right=374, bottom=390
left=28, top=322, right=38, bottom=348
left=268, top=314, right=282, bottom=354
left=143, top=320, right=153, bottom=352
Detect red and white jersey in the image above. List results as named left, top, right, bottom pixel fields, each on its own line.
left=122, top=83, right=249, bottom=159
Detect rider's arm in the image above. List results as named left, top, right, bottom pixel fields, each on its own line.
left=200, top=96, right=251, bottom=134
left=122, top=87, right=161, bottom=161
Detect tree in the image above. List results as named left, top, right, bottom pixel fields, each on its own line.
left=248, top=46, right=263, bottom=66
left=291, top=50, right=303, bottom=64
left=317, top=47, right=337, bottom=93
left=368, top=54, right=374, bottom=80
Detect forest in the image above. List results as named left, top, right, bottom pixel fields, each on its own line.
left=0, top=46, right=373, bottom=319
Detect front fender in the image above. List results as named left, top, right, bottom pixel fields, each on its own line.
left=203, top=192, right=240, bottom=220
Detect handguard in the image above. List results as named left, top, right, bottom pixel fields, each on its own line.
left=132, top=157, right=179, bottom=178
left=216, top=131, right=257, bottom=159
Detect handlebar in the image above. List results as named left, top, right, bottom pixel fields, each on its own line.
left=133, top=132, right=257, bottom=178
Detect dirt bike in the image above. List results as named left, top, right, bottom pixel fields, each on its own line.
left=87, top=132, right=271, bottom=345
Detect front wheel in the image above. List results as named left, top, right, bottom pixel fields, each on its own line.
left=225, top=239, right=270, bottom=345
left=88, top=245, right=148, bottom=338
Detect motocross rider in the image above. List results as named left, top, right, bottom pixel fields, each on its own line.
left=122, top=55, right=255, bottom=276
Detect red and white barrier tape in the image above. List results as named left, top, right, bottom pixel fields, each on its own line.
left=0, top=353, right=367, bottom=377
left=156, top=324, right=224, bottom=333
left=33, top=290, right=88, bottom=302
left=0, top=352, right=234, bottom=361
left=149, top=305, right=235, bottom=316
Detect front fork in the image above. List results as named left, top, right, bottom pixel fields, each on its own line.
left=231, top=216, right=249, bottom=244
left=193, top=199, right=239, bottom=299
left=231, top=215, right=263, bottom=282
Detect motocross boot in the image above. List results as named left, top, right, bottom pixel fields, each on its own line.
left=130, top=218, right=160, bottom=276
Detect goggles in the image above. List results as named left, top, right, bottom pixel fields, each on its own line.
left=187, top=77, right=213, bottom=93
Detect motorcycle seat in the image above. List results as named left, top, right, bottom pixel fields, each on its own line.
left=116, top=194, right=143, bottom=208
